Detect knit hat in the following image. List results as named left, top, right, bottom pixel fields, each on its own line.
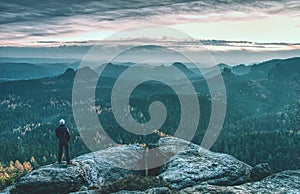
left=59, top=119, right=65, bottom=125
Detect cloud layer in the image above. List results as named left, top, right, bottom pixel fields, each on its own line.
left=1, top=0, right=300, bottom=46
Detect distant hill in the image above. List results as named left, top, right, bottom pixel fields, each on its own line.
left=245, top=57, right=300, bottom=80
left=0, top=61, right=79, bottom=82
left=268, top=57, right=300, bottom=80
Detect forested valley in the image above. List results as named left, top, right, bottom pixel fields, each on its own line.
left=0, top=57, right=299, bottom=189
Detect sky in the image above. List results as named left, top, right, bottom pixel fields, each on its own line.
left=0, top=0, right=300, bottom=65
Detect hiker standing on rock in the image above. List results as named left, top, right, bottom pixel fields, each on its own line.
left=55, top=119, right=72, bottom=164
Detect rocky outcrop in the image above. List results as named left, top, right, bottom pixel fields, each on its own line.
left=7, top=137, right=297, bottom=194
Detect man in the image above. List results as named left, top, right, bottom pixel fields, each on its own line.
left=55, top=119, right=72, bottom=164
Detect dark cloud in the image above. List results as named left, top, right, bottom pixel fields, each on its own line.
left=176, top=39, right=300, bottom=48
left=27, top=38, right=300, bottom=52
left=1, top=0, right=299, bottom=25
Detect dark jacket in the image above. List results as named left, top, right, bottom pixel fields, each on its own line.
left=55, top=124, right=70, bottom=141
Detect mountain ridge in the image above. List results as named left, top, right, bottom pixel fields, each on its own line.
left=1, top=56, right=299, bottom=82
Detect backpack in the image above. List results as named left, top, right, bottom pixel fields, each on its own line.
left=63, top=127, right=70, bottom=141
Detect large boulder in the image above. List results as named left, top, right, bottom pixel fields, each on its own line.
left=13, top=162, right=88, bottom=194
left=157, top=137, right=253, bottom=189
